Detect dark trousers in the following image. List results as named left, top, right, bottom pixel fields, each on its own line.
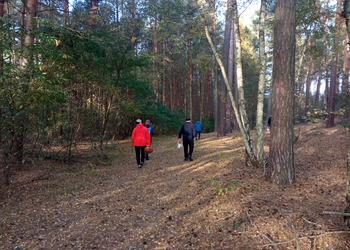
left=196, top=131, right=201, bottom=139
left=183, top=140, right=194, bottom=159
left=135, top=146, right=145, bottom=165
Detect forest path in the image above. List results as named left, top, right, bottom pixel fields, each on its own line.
left=102, top=132, right=246, bottom=248
left=1, top=124, right=350, bottom=249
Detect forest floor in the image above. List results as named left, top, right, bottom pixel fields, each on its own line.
left=1, top=122, right=350, bottom=249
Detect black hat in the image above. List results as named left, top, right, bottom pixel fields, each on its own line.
left=185, top=118, right=191, bottom=121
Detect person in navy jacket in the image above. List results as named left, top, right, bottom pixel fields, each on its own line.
left=144, top=119, right=154, bottom=160
left=178, top=118, right=196, bottom=161
left=194, top=120, right=203, bottom=140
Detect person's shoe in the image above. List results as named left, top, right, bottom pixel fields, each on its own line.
left=189, top=156, right=193, bottom=161
left=138, top=164, right=142, bottom=168
left=145, top=156, right=149, bottom=160
left=184, top=158, right=188, bottom=161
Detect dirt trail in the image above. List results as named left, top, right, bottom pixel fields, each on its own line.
left=1, top=124, right=350, bottom=249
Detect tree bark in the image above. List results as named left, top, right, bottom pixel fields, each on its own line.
left=163, top=42, right=166, bottom=104
left=0, top=0, right=4, bottom=74
left=342, top=39, right=349, bottom=94
left=63, top=0, right=69, bottom=26
left=345, top=123, right=350, bottom=228
left=211, top=0, right=219, bottom=133
left=218, top=2, right=232, bottom=137
left=153, top=0, right=159, bottom=101
left=90, top=0, right=99, bottom=29
left=323, top=1, right=330, bottom=108
left=188, top=40, right=193, bottom=119
left=232, top=0, right=256, bottom=166
left=328, top=57, right=337, bottom=127
left=304, top=63, right=314, bottom=121
left=256, top=0, right=267, bottom=168
left=327, top=0, right=342, bottom=127
left=226, top=16, right=234, bottom=134
left=23, top=0, right=37, bottom=66
left=268, top=0, right=296, bottom=185
left=314, top=70, right=322, bottom=104
left=344, top=0, right=350, bottom=41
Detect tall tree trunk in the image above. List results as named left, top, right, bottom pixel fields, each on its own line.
left=193, top=68, right=198, bottom=120
left=188, top=40, right=193, bottom=119
left=211, top=0, right=219, bottom=133
left=170, top=69, right=174, bottom=111
left=323, top=1, right=330, bottom=110
left=342, top=39, right=350, bottom=94
left=304, top=63, right=314, bottom=121
left=153, top=0, right=158, bottom=101
left=314, top=70, right=322, bottom=104
left=200, top=71, right=205, bottom=120
left=218, top=1, right=232, bottom=136
left=268, top=0, right=296, bottom=185
left=295, top=29, right=309, bottom=86
left=226, top=18, right=234, bottom=134
left=205, top=68, right=210, bottom=119
left=0, top=0, right=4, bottom=74
left=90, top=0, right=99, bottom=29
left=19, top=1, right=25, bottom=67
left=265, top=76, right=273, bottom=128
left=328, top=57, right=337, bottom=127
left=256, top=0, right=267, bottom=168
left=63, top=0, right=69, bottom=26
left=162, top=42, right=166, bottom=104
left=327, top=0, right=342, bottom=127
left=23, top=0, right=37, bottom=66
left=232, top=0, right=256, bottom=166
left=345, top=0, right=350, bottom=40
left=344, top=124, right=350, bottom=228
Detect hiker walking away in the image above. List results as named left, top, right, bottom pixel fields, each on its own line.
left=194, top=120, right=203, bottom=140
left=144, top=119, right=154, bottom=160
left=178, top=118, right=196, bottom=161
left=131, top=119, right=151, bottom=168
left=267, top=116, right=271, bottom=132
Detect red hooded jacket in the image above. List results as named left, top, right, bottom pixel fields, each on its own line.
left=131, top=124, right=151, bottom=146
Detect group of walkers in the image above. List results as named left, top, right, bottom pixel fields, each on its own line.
left=131, top=118, right=203, bottom=168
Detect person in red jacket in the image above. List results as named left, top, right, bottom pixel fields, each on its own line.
left=131, top=119, right=151, bottom=168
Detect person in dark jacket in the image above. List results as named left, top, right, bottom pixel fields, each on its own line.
left=194, top=120, right=203, bottom=140
left=131, top=119, right=151, bottom=168
left=144, top=119, right=154, bottom=160
left=178, top=118, right=196, bottom=161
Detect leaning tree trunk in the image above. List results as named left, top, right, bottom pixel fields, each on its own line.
left=205, top=26, right=256, bottom=166
left=256, top=0, right=267, bottom=168
left=268, top=0, right=296, bottom=185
